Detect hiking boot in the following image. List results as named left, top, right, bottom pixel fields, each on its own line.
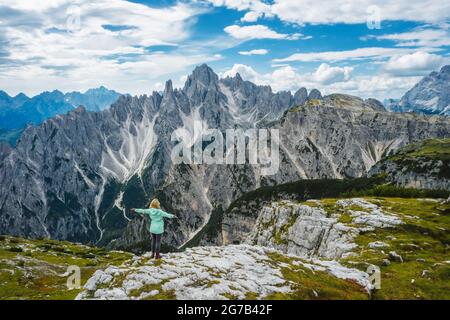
left=155, top=253, right=162, bottom=259
left=151, top=252, right=155, bottom=259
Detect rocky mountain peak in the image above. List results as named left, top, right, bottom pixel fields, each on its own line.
left=440, top=65, right=450, bottom=74
left=185, top=64, right=219, bottom=89
left=390, top=64, right=450, bottom=115
left=13, top=92, right=29, bottom=100
left=234, top=72, right=243, bottom=82
left=365, top=98, right=386, bottom=112
left=164, top=79, right=174, bottom=95
left=322, top=94, right=385, bottom=112
left=0, top=90, right=10, bottom=99
left=293, top=87, right=308, bottom=106
left=308, top=89, right=322, bottom=100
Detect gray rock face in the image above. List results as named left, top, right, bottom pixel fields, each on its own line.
left=293, top=87, right=308, bottom=106
left=0, top=141, right=11, bottom=161
left=246, top=202, right=358, bottom=259
left=368, top=138, right=450, bottom=190
left=308, top=89, right=322, bottom=100
left=276, top=97, right=450, bottom=180
left=246, top=198, right=402, bottom=259
left=369, top=159, right=450, bottom=190
left=0, top=64, right=449, bottom=249
left=391, top=65, right=450, bottom=115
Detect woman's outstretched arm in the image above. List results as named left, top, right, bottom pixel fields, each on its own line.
left=160, top=210, right=175, bottom=219
left=131, top=208, right=150, bottom=214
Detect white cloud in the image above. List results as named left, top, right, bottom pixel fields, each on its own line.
left=222, top=63, right=353, bottom=92
left=222, top=64, right=261, bottom=83
left=241, top=11, right=262, bottom=22
left=208, top=0, right=272, bottom=16
left=273, top=47, right=436, bottom=63
left=369, top=26, right=450, bottom=48
left=238, top=49, right=268, bottom=55
left=0, top=0, right=219, bottom=95
left=224, top=25, right=302, bottom=40
left=333, top=75, right=421, bottom=100
left=383, top=51, right=445, bottom=76
left=208, top=0, right=450, bottom=25
left=312, top=63, right=353, bottom=84
left=220, top=62, right=426, bottom=100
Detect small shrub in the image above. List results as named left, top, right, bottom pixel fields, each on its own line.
left=82, top=253, right=96, bottom=259
left=342, top=184, right=449, bottom=199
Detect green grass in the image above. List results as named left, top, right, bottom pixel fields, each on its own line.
left=0, top=236, right=131, bottom=300
left=1, top=195, right=449, bottom=300
left=226, top=177, right=386, bottom=215
left=308, top=197, right=450, bottom=300
left=381, top=138, right=450, bottom=179
left=342, top=184, right=449, bottom=199
left=264, top=252, right=368, bottom=300
left=389, top=138, right=450, bottom=162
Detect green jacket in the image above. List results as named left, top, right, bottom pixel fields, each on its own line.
left=135, top=208, right=175, bottom=234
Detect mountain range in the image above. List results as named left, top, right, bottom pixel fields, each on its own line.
left=0, top=64, right=449, bottom=251
left=2, top=65, right=449, bottom=147
left=0, top=87, right=122, bottom=144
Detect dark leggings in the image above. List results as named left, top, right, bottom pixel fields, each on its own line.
left=151, top=233, right=162, bottom=255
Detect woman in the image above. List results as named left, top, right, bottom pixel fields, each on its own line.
left=131, top=199, right=175, bottom=259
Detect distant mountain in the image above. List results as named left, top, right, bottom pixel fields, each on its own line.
left=0, top=87, right=122, bottom=131
left=65, top=86, right=123, bottom=112
left=0, top=127, right=24, bottom=146
left=383, top=98, right=399, bottom=112
left=386, top=65, right=450, bottom=115
left=0, top=90, right=28, bottom=109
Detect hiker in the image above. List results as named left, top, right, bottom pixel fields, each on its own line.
left=131, top=199, right=175, bottom=259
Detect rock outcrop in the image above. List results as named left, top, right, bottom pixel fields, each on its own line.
left=369, top=138, right=450, bottom=190
left=246, top=198, right=402, bottom=259
left=76, top=244, right=372, bottom=300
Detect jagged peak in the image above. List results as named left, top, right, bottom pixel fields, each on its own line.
left=14, top=92, right=29, bottom=99
left=294, top=87, right=307, bottom=95
left=38, top=89, right=65, bottom=99
left=0, top=90, right=11, bottom=98
left=234, top=72, right=243, bottom=82
left=84, top=86, right=118, bottom=95
left=164, top=79, right=174, bottom=95
left=440, top=65, right=450, bottom=74
left=184, top=64, right=218, bottom=89
left=72, top=105, right=86, bottom=113
left=308, top=89, right=322, bottom=100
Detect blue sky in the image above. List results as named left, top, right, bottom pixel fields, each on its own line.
left=0, top=0, right=449, bottom=99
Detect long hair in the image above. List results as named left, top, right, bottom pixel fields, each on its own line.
left=149, top=198, right=160, bottom=209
